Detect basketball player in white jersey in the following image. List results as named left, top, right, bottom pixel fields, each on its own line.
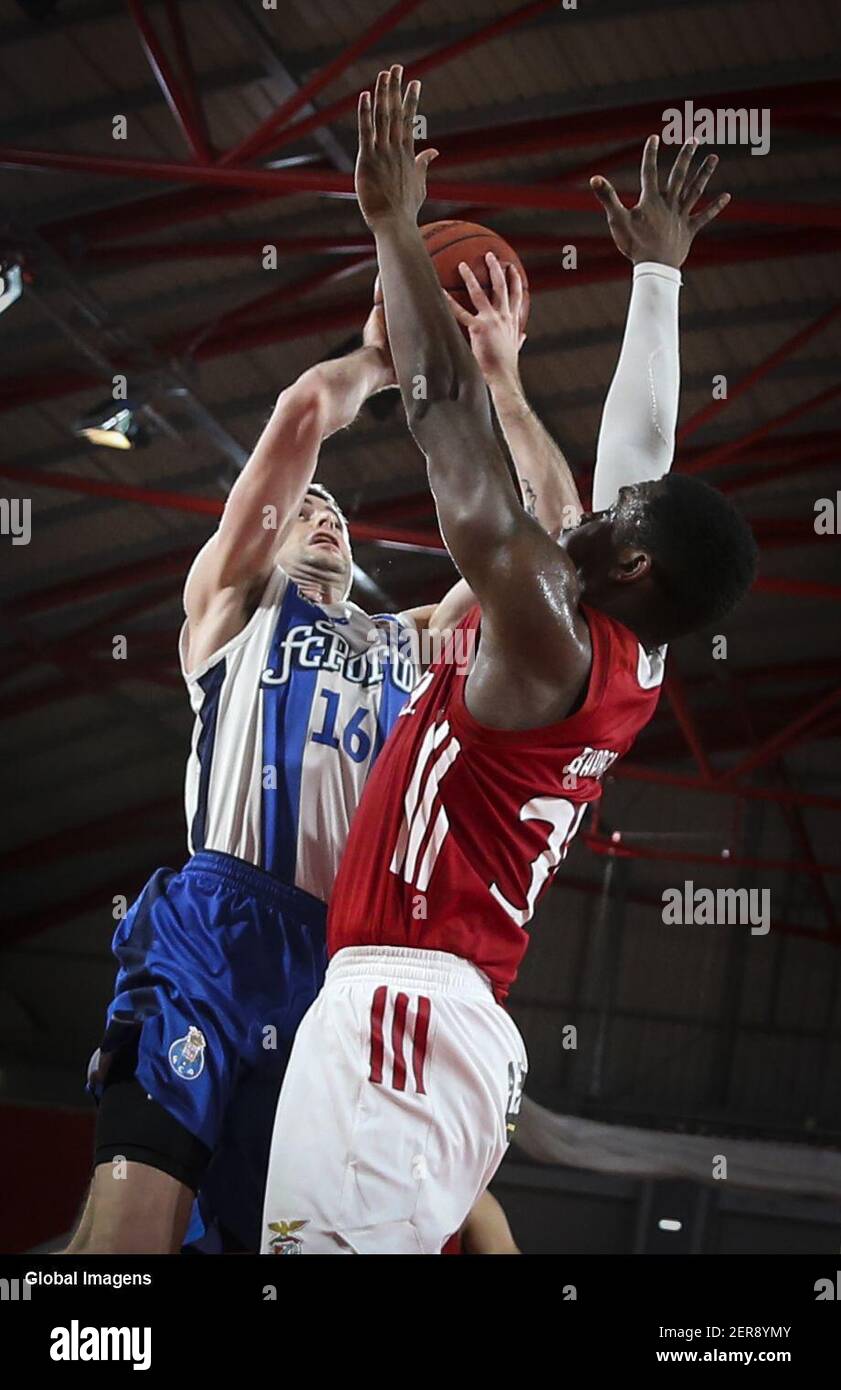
left=66, top=286, right=583, bottom=1252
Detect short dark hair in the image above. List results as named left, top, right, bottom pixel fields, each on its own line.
left=306, top=481, right=347, bottom=528
left=629, top=473, right=758, bottom=634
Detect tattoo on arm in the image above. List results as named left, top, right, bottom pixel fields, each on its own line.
left=519, top=476, right=538, bottom=518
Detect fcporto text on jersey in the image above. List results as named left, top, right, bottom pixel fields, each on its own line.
left=262, top=619, right=415, bottom=692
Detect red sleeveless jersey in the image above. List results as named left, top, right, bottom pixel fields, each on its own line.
left=328, top=604, right=665, bottom=1001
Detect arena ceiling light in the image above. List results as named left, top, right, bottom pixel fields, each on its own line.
left=74, top=401, right=147, bottom=451
left=0, top=264, right=23, bottom=316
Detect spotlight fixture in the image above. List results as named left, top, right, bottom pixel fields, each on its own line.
left=0, top=263, right=23, bottom=316
left=75, top=400, right=147, bottom=451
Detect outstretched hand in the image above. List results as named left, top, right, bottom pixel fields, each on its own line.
left=590, top=135, right=730, bottom=268
left=446, top=252, right=526, bottom=388
left=356, top=64, right=439, bottom=230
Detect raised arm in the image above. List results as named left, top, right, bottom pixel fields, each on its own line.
left=590, top=135, right=730, bottom=510
left=447, top=255, right=583, bottom=535
left=356, top=67, right=589, bottom=719
left=183, top=310, right=393, bottom=663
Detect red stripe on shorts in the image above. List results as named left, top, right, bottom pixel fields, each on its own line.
left=391, top=992, right=409, bottom=1090
left=369, top=985, right=387, bottom=1084
left=412, top=995, right=431, bottom=1096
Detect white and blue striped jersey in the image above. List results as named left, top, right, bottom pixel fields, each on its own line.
left=179, top=567, right=418, bottom=904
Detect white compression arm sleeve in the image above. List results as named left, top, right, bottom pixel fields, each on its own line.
left=591, top=261, right=682, bottom=513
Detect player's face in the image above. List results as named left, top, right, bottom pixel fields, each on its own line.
left=560, top=482, right=656, bottom=580
left=279, top=493, right=353, bottom=589
left=559, top=502, right=617, bottom=572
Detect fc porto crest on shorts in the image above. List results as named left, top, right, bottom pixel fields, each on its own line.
left=267, top=1219, right=308, bottom=1254
left=168, top=1025, right=207, bottom=1080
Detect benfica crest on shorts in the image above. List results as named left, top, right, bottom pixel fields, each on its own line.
left=168, top=1025, right=206, bottom=1080
left=267, top=1219, right=309, bottom=1254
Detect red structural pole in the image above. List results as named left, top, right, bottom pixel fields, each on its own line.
left=17, top=549, right=196, bottom=615
left=220, top=0, right=426, bottom=168
left=241, top=0, right=567, bottom=166
left=87, top=234, right=375, bottom=265
left=162, top=0, right=213, bottom=156
left=752, top=576, right=841, bottom=601
left=677, top=302, right=841, bottom=443
left=3, top=230, right=834, bottom=408
left=429, top=78, right=840, bottom=164
left=684, top=382, right=841, bottom=476
left=663, top=665, right=715, bottom=782
left=613, top=765, right=841, bottom=814
left=585, top=831, right=841, bottom=880
left=0, top=798, right=180, bottom=874
left=0, top=465, right=444, bottom=551
left=7, top=231, right=840, bottom=415
left=721, top=686, right=841, bottom=784
left=0, top=466, right=224, bottom=517
left=777, top=765, right=838, bottom=934
left=6, top=144, right=841, bottom=227
left=125, top=0, right=213, bottom=164
left=1, top=583, right=179, bottom=685
left=44, top=183, right=308, bottom=248
left=183, top=252, right=376, bottom=356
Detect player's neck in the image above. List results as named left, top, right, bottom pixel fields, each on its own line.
left=296, top=578, right=345, bottom=606
left=587, top=592, right=664, bottom=651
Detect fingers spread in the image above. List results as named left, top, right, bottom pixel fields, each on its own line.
left=458, top=260, right=491, bottom=312
left=666, top=138, right=697, bottom=203
left=507, top=262, right=524, bottom=321
left=444, top=290, right=473, bottom=326
left=681, top=153, right=718, bottom=211
left=374, top=69, right=391, bottom=143
left=590, top=174, right=626, bottom=218
left=690, top=190, right=731, bottom=232
left=640, top=134, right=660, bottom=198
left=416, top=148, right=439, bottom=173
left=358, top=91, right=374, bottom=152
left=388, top=63, right=403, bottom=134
left=486, top=252, right=509, bottom=310
left=402, top=78, right=421, bottom=147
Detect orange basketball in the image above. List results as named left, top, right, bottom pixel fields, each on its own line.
left=374, top=219, right=530, bottom=332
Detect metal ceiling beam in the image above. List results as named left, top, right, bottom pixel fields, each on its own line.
left=163, top=0, right=214, bottom=154
left=752, top=576, right=841, bottom=602
left=0, top=797, right=180, bottom=874
left=6, top=228, right=839, bottom=415
left=220, top=0, right=424, bottom=168
left=239, top=0, right=567, bottom=166
left=126, top=0, right=213, bottom=163
left=432, top=78, right=839, bottom=167
left=721, top=687, right=841, bottom=784
left=0, top=62, right=261, bottom=148
left=613, top=764, right=841, bottom=815
left=585, top=830, right=841, bottom=881
left=219, top=0, right=354, bottom=172
left=0, top=459, right=832, bottom=566
left=684, top=383, right=841, bottom=477
left=663, top=665, right=715, bottom=782
left=6, top=140, right=841, bottom=229
left=16, top=549, right=196, bottom=616
left=677, top=303, right=841, bottom=444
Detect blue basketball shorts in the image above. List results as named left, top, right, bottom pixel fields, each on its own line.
left=90, top=849, right=327, bottom=1217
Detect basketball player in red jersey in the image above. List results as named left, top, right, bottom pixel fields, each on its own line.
left=260, top=68, right=757, bottom=1254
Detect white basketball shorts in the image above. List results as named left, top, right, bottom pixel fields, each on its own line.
left=260, top=945, right=528, bottom=1255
